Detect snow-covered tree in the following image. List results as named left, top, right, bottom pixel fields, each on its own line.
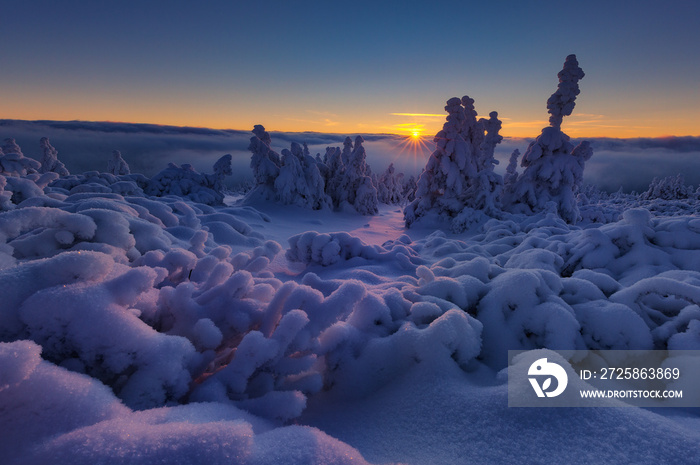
left=2, top=138, right=23, bottom=157
left=294, top=143, right=332, bottom=210
left=274, top=145, right=332, bottom=210
left=211, top=154, right=232, bottom=192
left=468, top=110, right=504, bottom=213
left=354, top=176, right=379, bottom=215
left=38, top=137, right=69, bottom=176
left=404, top=96, right=503, bottom=228
left=340, top=136, right=378, bottom=214
left=107, top=150, right=130, bottom=176
left=505, top=54, right=592, bottom=224
left=248, top=125, right=281, bottom=200
left=377, top=163, right=403, bottom=205
left=275, top=148, right=305, bottom=206
left=402, top=173, right=418, bottom=203
left=323, top=146, right=346, bottom=207
left=504, top=149, right=520, bottom=187
left=340, top=136, right=353, bottom=166
left=641, top=174, right=694, bottom=200
left=0, top=138, right=40, bottom=177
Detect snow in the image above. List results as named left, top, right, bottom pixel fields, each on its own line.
left=3, top=167, right=700, bottom=463
left=3, top=57, right=700, bottom=464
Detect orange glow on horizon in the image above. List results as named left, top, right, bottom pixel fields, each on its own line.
left=2, top=104, right=698, bottom=140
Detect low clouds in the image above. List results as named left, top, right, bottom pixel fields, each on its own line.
left=1, top=119, right=698, bottom=193
left=494, top=136, right=700, bottom=193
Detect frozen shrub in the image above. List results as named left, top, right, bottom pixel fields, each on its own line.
left=107, top=150, right=130, bottom=175
left=39, top=137, right=69, bottom=176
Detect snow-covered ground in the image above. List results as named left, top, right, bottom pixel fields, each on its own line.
left=2, top=173, right=700, bottom=464
left=3, top=53, right=700, bottom=462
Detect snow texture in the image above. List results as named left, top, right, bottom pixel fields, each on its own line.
left=2, top=56, right=700, bottom=464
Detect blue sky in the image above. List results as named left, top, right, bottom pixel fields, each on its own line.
left=2, top=0, right=698, bottom=137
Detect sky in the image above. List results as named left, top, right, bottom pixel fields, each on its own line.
left=1, top=0, right=699, bottom=139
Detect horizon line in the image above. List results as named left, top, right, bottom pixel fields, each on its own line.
left=1, top=117, right=699, bottom=141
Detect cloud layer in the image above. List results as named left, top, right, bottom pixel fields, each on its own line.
left=2, top=120, right=699, bottom=193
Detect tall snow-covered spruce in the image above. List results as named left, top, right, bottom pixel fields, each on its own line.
left=404, top=96, right=503, bottom=230
left=504, top=54, right=593, bottom=223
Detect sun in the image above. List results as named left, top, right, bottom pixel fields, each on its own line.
left=410, top=128, right=422, bottom=140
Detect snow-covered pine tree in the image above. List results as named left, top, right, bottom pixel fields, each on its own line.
left=641, top=174, right=693, bottom=200
left=39, top=137, right=69, bottom=176
left=504, top=149, right=520, bottom=187
left=354, top=175, right=379, bottom=215
left=377, top=163, right=403, bottom=205
left=340, top=136, right=378, bottom=214
left=107, top=150, right=131, bottom=176
left=294, top=142, right=332, bottom=210
left=404, top=96, right=503, bottom=227
left=275, top=148, right=306, bottom=206
left=0, top=138, right=40, bottom=176
left=467, top=110, right=504, bottom=214
left=504, top=54, right=593, bottom=224
left=2, top=138, right=23, bottom=157
left=340, top=136, right=353, bottom=167
left=323, top=146, right=344, bottom=205
left=274, top=142, right=331, bottom=210
left=247, top=125, right=281, bottom=200
left=211, top=154, right=232, bottom=192
left=402, top=173, right=418, bottom=203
